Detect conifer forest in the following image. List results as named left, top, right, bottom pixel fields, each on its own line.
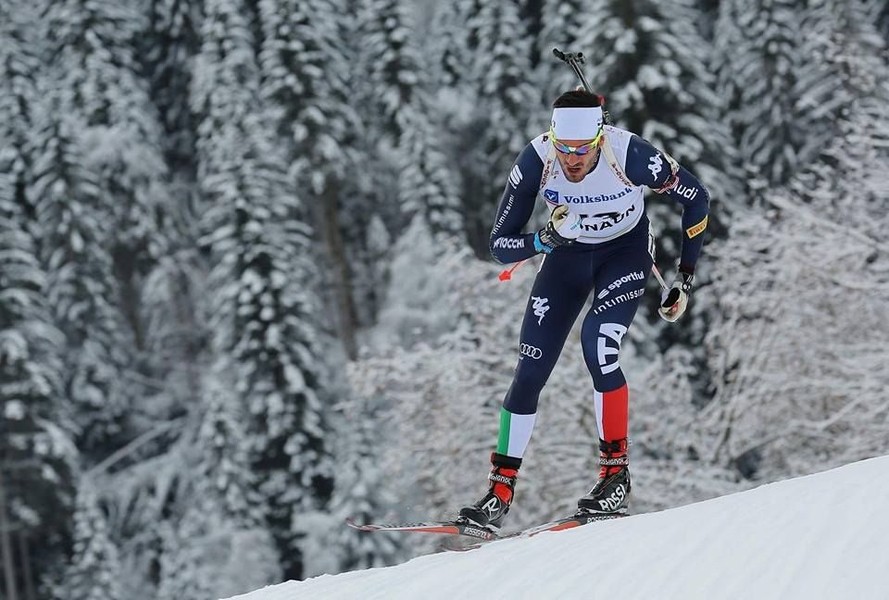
left=1, top=0, right=887, bottom=598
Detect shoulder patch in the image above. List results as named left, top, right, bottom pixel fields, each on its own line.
left=686, top=215, right=708, bottom=238
left=530, top=132, right=550, bottom=161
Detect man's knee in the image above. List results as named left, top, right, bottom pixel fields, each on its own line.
left=502, top=352, right=553, bottom=413
left=582, top=321, right=628, bottom=382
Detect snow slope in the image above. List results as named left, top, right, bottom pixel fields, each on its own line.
left=225, top=456, right=889, bottom=600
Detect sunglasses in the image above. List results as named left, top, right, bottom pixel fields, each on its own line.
left=549, top=127, right=603, bottom=156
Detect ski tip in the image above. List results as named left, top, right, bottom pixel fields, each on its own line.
left=440, top=538, right=484, bottom=553
left=345, top=517, right=379, bottom=532
left=344, top=517, right=498, bottom=540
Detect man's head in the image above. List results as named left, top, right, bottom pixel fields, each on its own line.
left=550, top=90, right=605, bottom=182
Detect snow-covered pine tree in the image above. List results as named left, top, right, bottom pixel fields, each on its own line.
left=257, top=0, right=360, bottom=176
left=444, top=0, right=538, bottom=253
left=790, top=0, right=880, bottom=178
left=712, top=0, right=806, bottom=190
left=134, top=0, right=208, bottom=472
left=138, top=0, right=206, bottom=364
left=37, top=0, right=171, bottom=456
left=355, top=0, right=417, bottom=144
left=353, top=0, right=414, bottom=196
left=156, top=374, right=279, bottom=600
left=356, top=0, right=464, bottom=242
left=537, top=0, right=589, bottom=102
left=106, top=236, right=206, bottom=597
left=518, top=0, right=545, bottom=66
left=192, top=0, right=335, bottom=580
left=0, top=19, right=79, bottom=597
left=29, top=98, right=133, bottom=457
left=429, top=0, right=473, bottom=91
left=0, top=181, right=75, bottom=600
left=809, top=0, right=889, bottom=240
left=140, top=0, right=203, bottom=173
left=256, top=2, right=414, bottom=572
left=42, top=0, right=170, bottom=269
left=349, top=0, right=430, bottom=324
left=58, top=485, right=124, bottom=600
left=699, top=7, right=889, bottom=482
left=157, top=503, right=280, bottom=600
left=693, top=0, right=722, bottom=39
left=396, top=113, right=464, bottom=242
left=0, top=0, right=41, bottom=195
left=256, top=0, right=366, bottom=355
left=868, top=0, right=889, bottom=41
left=300, top=389, right=405, bottom=576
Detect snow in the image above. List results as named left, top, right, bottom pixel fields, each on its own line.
left=224, top=455, right=889, bottom=600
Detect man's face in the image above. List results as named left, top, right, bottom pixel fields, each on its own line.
left=554, top=138, right=601, bottom=183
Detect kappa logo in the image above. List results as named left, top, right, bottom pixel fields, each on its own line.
left=509, top=165, right=523, bottom=188
left=531, top=296, right=550, bottom=325
left=520, top=343, right=543, bottom=360
left=597, top=323, right=627, bottom=375
left=648, top=154, right=664, bottom=181
left=544, top=189, right=559, bottom=203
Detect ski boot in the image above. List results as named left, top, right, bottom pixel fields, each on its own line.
left=458, top=453, right=522, bottom=530
left=577, top=438, right=631, bottom=515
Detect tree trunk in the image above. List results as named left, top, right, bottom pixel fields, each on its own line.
left=317, top=186, right=358, bottom=359
left=0, top=469, right=19, bottom=600
left=19, top=535, right=35, bottom=600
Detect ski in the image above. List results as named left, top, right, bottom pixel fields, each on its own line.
left=345, top=517, right=498, bottom=541
left=345, top=512, right=626, bottom=550
left=440, top=512, right=627, bottom=552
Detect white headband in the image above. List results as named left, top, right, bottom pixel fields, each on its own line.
left=551, top=107, right=604, bottom=140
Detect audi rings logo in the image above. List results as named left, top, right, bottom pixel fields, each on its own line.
left=520, top=343, right=543, bottom=360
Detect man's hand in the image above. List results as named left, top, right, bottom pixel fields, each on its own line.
left=658, top=271, right=694, bottom=322
left=535, top=205, right=583, bottom=253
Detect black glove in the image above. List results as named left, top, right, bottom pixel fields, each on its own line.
left=534, top=205, right=581, bottom=253
left=658, top=271, right=694, bottom=322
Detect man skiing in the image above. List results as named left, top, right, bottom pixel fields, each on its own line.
left=458, top=89, right=710, bottom=529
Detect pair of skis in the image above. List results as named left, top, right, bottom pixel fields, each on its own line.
left=346, top=512, right=625, bottom=551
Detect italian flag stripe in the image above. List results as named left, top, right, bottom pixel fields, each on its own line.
left=496, top=407, right=512, bottom=455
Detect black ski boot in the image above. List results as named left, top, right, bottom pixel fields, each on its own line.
left=577, top=438, right=631, bottom=515
left=459, top=453, right=522, bottom=530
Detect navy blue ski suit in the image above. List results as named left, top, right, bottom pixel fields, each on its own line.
left=489, top=126, right=709, bottom=446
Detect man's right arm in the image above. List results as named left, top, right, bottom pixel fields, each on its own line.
left=489, top=143, right=544, bottom=264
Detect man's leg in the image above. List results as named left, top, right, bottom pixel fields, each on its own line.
left=577, top=234, right=651, bottom=513
left=460, top=252, right=593, bottom=527
left=499, top=252, right=593, bottom=459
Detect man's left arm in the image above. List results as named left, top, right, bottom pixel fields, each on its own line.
left=623, top=136, right=710, bottom=275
